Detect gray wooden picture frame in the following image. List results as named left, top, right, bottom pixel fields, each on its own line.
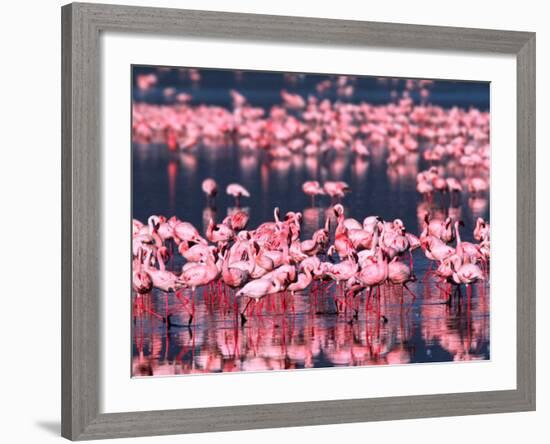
left=61, top=2, right=536, bottom=440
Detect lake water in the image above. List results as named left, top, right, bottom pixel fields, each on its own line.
left=132, top=67, right=490, bottom=376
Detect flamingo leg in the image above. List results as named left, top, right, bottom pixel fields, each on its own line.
left=188, top=288, right=195, bottom=326
left=403, top=283, right=417, bottom=302
left=136, top=297, right=164, bottom=321
left=240, top=298, right=254, bottom=326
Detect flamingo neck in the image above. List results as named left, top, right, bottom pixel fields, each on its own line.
left=455, top=222, right=462, bottom=247
left=143, top=248, right=153, bottom=269
left=156, top=250, right=166, bottom=271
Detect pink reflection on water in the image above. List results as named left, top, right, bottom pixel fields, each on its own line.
left=132, top=273, right=489, bottom=376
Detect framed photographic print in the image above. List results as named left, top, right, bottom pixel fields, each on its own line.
left=61, top=2, right=535, bottom=440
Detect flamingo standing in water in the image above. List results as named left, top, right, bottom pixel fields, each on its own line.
left=388, top=257, right=417, bottom=302
left=446, top=177, right=463, bottom=203
left=132, top=247, right=153, bottom=294
left=302, top=180, right=325, bottom=206
left=226, top=183, right=250, bottom=207
left=358, top=249, right=389, bottom=318
left=180, top=251, right=219, bottom=325
left=221, top=247, right=252, bottom=289
left=201, top=178, right=218, bottom=207
left=323, top=181, right=350, bottom=204
left=474, top=217, right=490, bottom=241
left=236, top=275, right=287, bottom=325
left=142, top=247, right=187, bottom=326
left=449, top=256, right=484, bottom=306
left=287, top=264, right=314, bottom=296
left=454, top=220, right=483, bottom=265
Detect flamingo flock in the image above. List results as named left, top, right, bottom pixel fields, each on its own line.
left=131, top=69, right=491, bottom=374
left=133, top=177, right=490, bottom=328
left=133, top=76, right=488, bottom=171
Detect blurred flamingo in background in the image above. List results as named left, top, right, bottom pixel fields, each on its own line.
left=226, top=183, right=250, bottom=207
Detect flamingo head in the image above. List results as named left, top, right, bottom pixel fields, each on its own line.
left=332, top=204, right=344, bottom=217
left=148, top=215, right=161, bottom=232
left=424, top=212, right=431, bottom=225
left=252, top=241, right=260, bottom=254
left=392, top=218, right=405, bottom=231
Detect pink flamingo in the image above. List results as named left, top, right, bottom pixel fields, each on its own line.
left=446, top=177, right=463, bottom=198
left=302, top=180, right=325, bottom=206
left=358, top=249, right=389, bottom=317
left=388, top=258, right=416, bottom=302
left=226, top=183, right=250, bottom=207
left=467, top=177, right=488, bottom=196
left=449, top=256, right=484, bottom=306
left=132, top=248, right=153, bottom=294
left=221, top=245, right=253, bottom=289
left=474, top=217, right=490, bottom=241
left=172, top=219, right=207, bottom=246
left=422, top=236, right=455, bottom=262
left=223, top=210, right=249, bottom=232
left=180, top=252, right=219, bottom=325
left=142, top=248, right=187, bottom=326
left=331, top=204, right=356, bottom=259
left=236, top=275, right=287, bottom=325
left=206, top=218, right=234, bottom=245
left=201, top=178, right=218, bottom=206
left=324, top=181, right=350, bottom=203
left=287, top=264, right=314, bottom=296
left=454, top=220, right=483, bottom=265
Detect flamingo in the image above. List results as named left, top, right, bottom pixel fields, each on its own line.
left=474, top=217, right=490, bottom=241
left=132, top=248, right=153, bottom=294
left=172, top=219, right=207, bottom=246
left=467, top=177, right=488, bottom=196
left=454, top=220, right=483, bottom=265
left=422, top=236, right=455, bottom=262
left=388, top=258, right=416, bottom=302
left=287, top=265, right=314, bottom=300
left=302, top=180, right=325, bottom=206
left=206, top=218, right=234, bottom=245
left=180, top=252, right=219, bottom=324
left=201, top=178, right=218, bottom=206
left=221, top=244, right=253, bottom=289
left=226, top=183, right=250, bottom=207
left=236, top=275, right=287, bottom=325
left=358, top=249, right=389, bottom=315
left=449, top=256, right=484, bottom=305
left=223, top=210, right=249, bottom=232
left=324, top=181, right=350, bottom=203
left=141, top=248, right=187, bottom=326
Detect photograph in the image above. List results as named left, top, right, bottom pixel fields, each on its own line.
left=131, top=65, right=490, bottom=377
